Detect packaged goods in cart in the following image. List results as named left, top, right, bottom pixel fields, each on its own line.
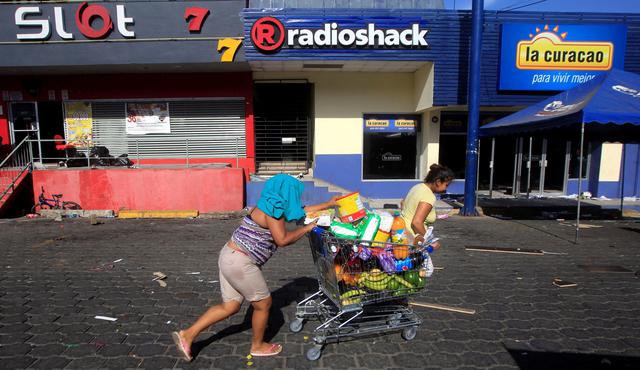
left=357, top=212, right=381, bottom=244
left=329, top=220, right=359, bottom=239
left=305, top=209, right=335, bottom=227
left=373, top=210, right=394, bottom=232
left=390, top=211, right=408, bottom=243
left=335, top=192, right=367, bottom=222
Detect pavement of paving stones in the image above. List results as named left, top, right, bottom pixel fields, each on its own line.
left=0, top=215, right=639, bottom=369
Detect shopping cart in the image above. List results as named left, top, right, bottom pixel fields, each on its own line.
left=290, top=227, right=433, bottom=361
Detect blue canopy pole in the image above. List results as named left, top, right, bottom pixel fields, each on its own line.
left=620, top=144, right=626, bottom=215
left=575, top=122, right=585, bottom=244
left=461, top=0, right=483, bottom=216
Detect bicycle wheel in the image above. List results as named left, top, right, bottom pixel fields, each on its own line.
left=62, top=201, right=82, bottom=210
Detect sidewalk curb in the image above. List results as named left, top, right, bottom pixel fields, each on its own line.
left=118, top=210, right=198, bottom=219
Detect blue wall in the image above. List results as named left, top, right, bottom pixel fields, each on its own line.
left=244, top=9, right=640, bottom=107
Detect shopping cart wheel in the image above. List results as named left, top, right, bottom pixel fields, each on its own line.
left=289, top=318, right=304, bottom=333
left=306, top=345, right=323, bottom=361
left=401, top=326, right=418, bottom=341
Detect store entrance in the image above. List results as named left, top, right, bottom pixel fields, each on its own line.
left=8, top=102, right=65, bottom=164
left=253, top=82, right=312, bottom=175
left=37, top=102, right=65, bottom=163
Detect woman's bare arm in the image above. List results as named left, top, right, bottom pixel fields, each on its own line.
left=410, top=201, right=432, bottom=243
left=303, top=195, right=339, bottom=214
left=266, top=215, right=316, bottom=247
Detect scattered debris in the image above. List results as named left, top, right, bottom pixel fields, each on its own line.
left=434, top=267, right=444, bottom=271
left=207, top=280, right=219, bottom=284
left=409, top=301, right=476, bottom=315
left=152, top=272, right=167, bottom=281
left=90, top=214, right=101, bottom=225
left=94, top=315, right=117, bottom=322
left=465, top=246, right=544, bottom=255
left=553, top=278, right=577, bottom=288
left=185, top=272, right=201, bottom=275
left=113, top=258, right=123, bottom=263
left=90, top=263, right=115, bottom=272
left=577, top=265, right=633, bottom=273
left=436, top=213, right=450, bottom=220
left=560, top=223, right=603, bottom=229
left=152, top=272, right=168, bottom=287
left=166, top=320, right=172, bottom=324
left=26, top=214, right=39, bottom=219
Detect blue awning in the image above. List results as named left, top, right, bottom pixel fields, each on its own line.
left=480, top=69, right=640, bottom=137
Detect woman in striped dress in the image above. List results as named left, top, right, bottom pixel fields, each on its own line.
left=173, top=174, right=337, bottom=361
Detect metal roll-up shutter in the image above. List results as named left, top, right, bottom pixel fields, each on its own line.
left=92, top=102, right=128, bottom=156
left=89, top=99, right=246, bottom=159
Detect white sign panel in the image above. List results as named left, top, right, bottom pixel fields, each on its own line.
left=126, top=102, right=170, bottom=135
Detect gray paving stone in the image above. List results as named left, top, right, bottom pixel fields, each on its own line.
left=0, top=356, right=36, bottom=369
left=27, top=356, right=70, bottom=369
left=138, top=356, right=178, bottom=369
left=1, top=217, right=639, bottom=369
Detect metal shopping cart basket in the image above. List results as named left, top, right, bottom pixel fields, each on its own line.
left=290, top=227, right=432, bottom=361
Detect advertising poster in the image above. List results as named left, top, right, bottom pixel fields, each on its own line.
left=363, top=117, right=417, bottom=133
left=499, top=24, right=627, bottom=91
left=126, top=102, right=170, bottom=135
left=64, top=102, right=92, bottom=145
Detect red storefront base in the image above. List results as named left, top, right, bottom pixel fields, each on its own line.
left=31, top=167, right=245, bottom=213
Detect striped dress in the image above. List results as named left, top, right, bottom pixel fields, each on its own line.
left=230, top=216, right=277, bottom=266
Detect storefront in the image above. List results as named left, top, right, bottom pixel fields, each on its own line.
left=1, top=0, right=254, bottom=172
left=243, top=7, right=640, bottom=198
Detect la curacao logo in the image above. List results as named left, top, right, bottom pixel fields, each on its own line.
left=517, top=25, right=613, bottom=71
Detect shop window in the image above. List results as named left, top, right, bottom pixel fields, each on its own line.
left=439, top=111, right=512, bottom=180
left=363, top=114, right=419, bottom=180
left=568, top=140, right=591, bottom=179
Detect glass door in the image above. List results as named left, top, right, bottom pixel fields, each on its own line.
left=9, top=102, right=41, bottom=162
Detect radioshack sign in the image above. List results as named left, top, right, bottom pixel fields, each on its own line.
left=500, top=23, right=626, bottom=91
left=250, top=16, right=429, bottom=53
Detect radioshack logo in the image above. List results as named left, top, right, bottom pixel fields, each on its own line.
left=517, top=25, right=613, bottom=71
left=251, top=16, right=429, bottom=53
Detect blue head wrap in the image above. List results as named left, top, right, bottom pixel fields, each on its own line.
left=256, top=174, right=306, bottom=222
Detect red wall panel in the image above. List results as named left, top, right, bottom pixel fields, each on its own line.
left=32, top=167, right=245, bottom=212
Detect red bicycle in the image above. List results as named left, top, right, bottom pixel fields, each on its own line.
left=31, top=186, right=82, bottom=213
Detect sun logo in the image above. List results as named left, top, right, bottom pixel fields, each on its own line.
left=516, top=25, right=613, bottom=71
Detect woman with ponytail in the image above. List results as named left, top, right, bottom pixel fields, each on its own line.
left=400, top=164, right=455, bottom=246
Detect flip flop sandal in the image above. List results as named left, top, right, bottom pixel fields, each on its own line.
left=250, top=343, right=283, bottom=357
left=171, top=331, right=192, bottom=362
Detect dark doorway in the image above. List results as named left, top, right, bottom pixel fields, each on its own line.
left=253, top=83, right=312, bottom=175
left=37, top=102, right=65, bottom=163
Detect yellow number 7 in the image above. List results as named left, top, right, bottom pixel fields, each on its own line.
left=217, top=38, right=243, bottom=62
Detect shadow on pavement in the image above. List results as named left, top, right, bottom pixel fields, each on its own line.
left=191, top=276, right=318, bottom=357
left=506, top=348, right=640, bottom=369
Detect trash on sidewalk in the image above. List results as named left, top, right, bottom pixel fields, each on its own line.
left=153, top=271, right=168, bottom=287
left=90, top=214, right=101, bottom=225
left=94, top=315, right=118, bottom=321
left=553, top=278, right=577, bottom=288
left=465, top=246, right=544, bottom=255
left=560, top=223, right=602, bottom=229
left=436, top=213, right=450, bottom=220
left=113, top=258, right=123, bottom=263
left=185, top=272, right=200, bottom=275
left=577, top=265, right=633, bottom=273
left=409, top=301, right=476, bottom=315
